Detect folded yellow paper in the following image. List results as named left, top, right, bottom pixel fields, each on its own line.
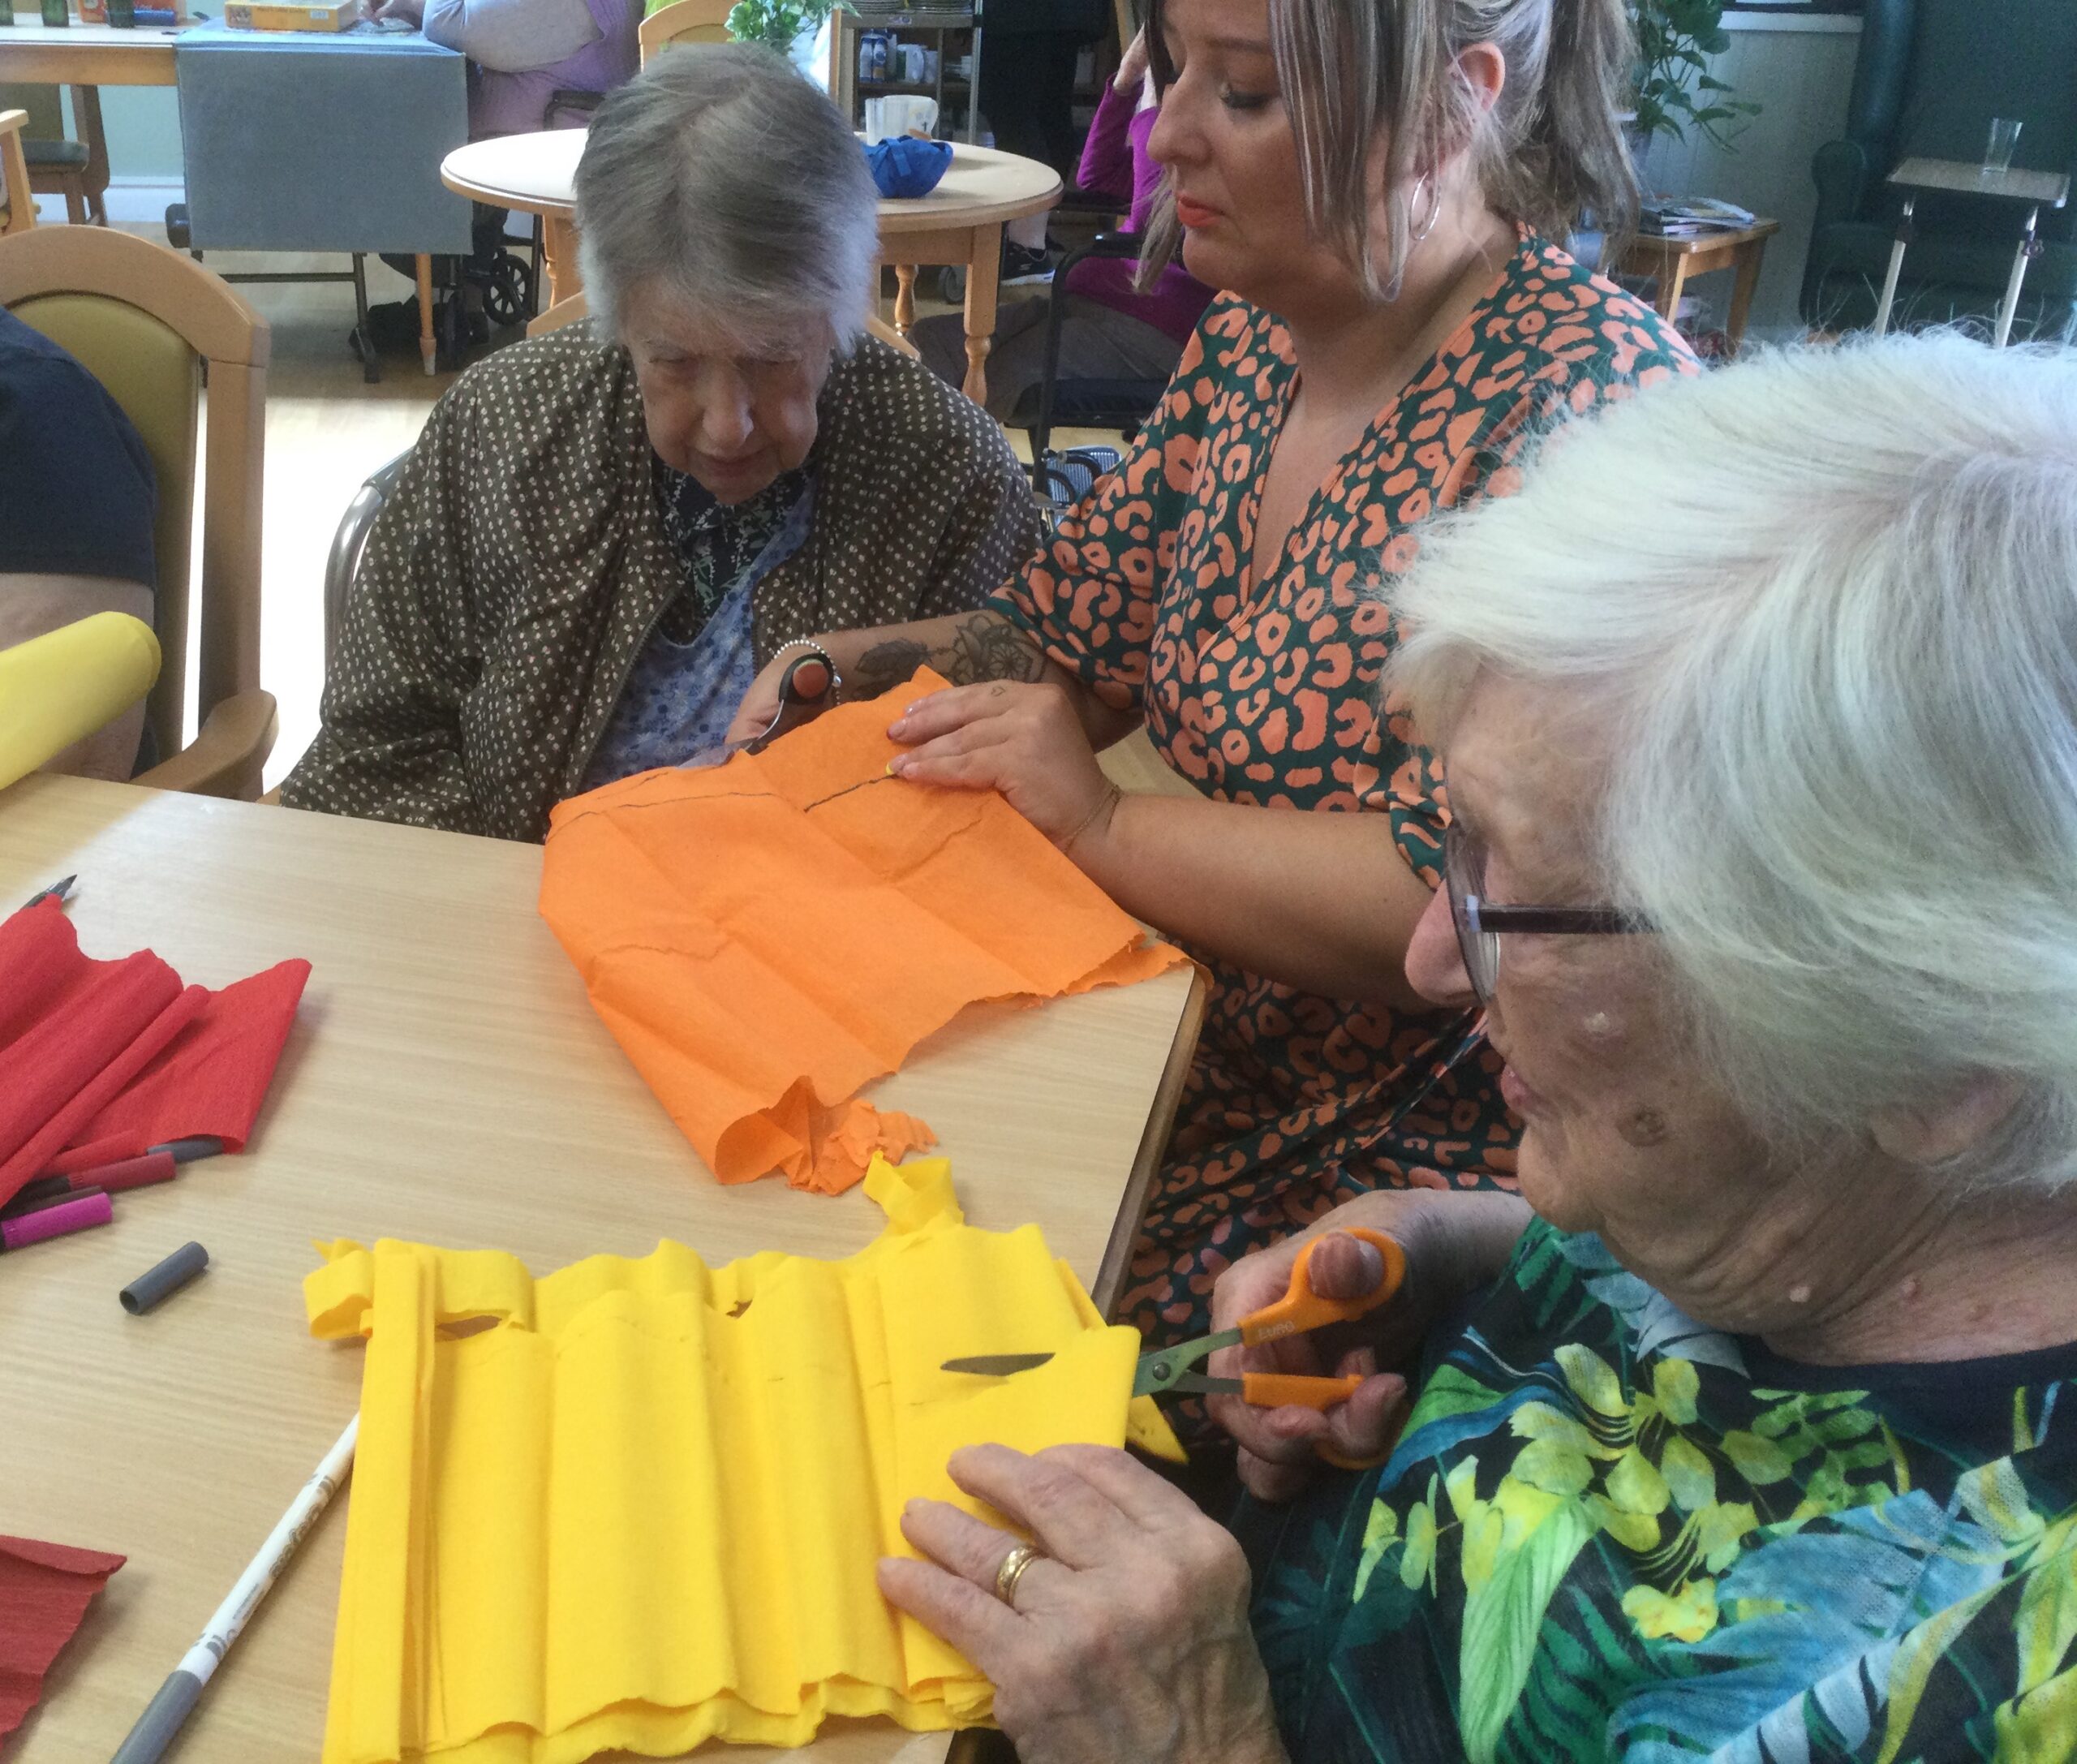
left=306, top=1157, right=1182, bottom=1764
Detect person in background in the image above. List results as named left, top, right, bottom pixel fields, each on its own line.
left=283, top=48, right=1038, bottom=841
left=880, top=333, right=2077, bottom=1764
left=0, top=307, right=156, bottom=781
left=977, top=0, right=1109, bottom=282
left=371, top=0, right=638, bottom=138
left=732, top=0, right=1692, bottom=1369
left=915, top=26, right=1214, bottom=423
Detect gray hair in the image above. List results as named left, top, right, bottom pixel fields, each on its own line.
left=1386, top=334, right=2077, bottom=1194
left=1142, top=0, right=1638, bottom=299
left=574, top=44, right=878, bottom=346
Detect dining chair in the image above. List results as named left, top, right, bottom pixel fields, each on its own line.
left=637, top=0, right=733, bottom=66
left=0, top=226, right=277, bottom=798
left=0, top=110, right=32, bottom=236
left=24, top=86, right=110, bottom=226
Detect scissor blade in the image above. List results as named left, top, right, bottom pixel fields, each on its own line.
left=941, top=1353, right=1056, bottom=1376
left=1133, top=1324, right=1243, bottom=1397
left=678, top=739, right=750, bottom=772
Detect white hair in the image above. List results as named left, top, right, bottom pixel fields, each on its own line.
left=574, top=44, right=877, bottom=347
left=1387, top=334, right=2077, bottom=1193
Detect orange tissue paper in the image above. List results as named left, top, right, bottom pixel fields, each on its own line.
left=538, top=669, right=1186, bottom=1194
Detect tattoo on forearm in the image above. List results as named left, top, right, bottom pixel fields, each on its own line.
left=849, top=613, right=1045, bottom=699
left=948, top=613, right=1047, bottom=686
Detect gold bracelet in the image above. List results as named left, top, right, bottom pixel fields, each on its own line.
left=1059, top=785, right=1121, bottom=860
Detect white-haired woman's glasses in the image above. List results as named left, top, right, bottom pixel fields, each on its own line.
left=1443, top=822, right=1654, bottom=1005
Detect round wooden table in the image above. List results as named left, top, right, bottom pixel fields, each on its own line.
left=441, top=131, right=1060, bottom=405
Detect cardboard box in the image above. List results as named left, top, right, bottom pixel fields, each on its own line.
left=223, top=0, right=359, bottom=30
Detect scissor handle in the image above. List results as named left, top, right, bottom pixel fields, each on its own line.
left=1239, top=1371, right=1366, bottom=1410
left=776, top=651, right=835, bottom=708
left=1237, top=1228, right=1406, bottom=1348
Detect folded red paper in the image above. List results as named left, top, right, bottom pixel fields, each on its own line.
left=0, top=1534, right=125, bottom=1744
left=0, top=899, right=312, bottom=1206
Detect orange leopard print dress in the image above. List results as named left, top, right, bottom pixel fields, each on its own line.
left=991, top=234, right=1695, bottom=1351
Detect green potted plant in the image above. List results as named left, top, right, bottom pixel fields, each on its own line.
left=725, top=0, right=836, bottom=54
left=1628, top=0, right=1759, bottom=149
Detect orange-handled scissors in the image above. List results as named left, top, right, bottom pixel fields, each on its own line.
left=943, top=1227, right=1406, bottom=1413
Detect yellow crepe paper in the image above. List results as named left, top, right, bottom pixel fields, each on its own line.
left=305, top=1157, right=1183, bottom=1764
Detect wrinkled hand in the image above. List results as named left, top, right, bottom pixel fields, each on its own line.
left=725, top=642, right=832, bottom=749
left=369, top=0, right=424, bottom=24
left=888, top=682, right=1116, bottom=852
left=1210, top=1196, right=1445, bottom=1503
left=879, top=1444, right=1288, bottom=1764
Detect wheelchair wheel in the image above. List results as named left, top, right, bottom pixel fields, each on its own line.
left=483, top=256, right=534, bottom=329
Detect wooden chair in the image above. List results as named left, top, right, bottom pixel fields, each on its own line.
left=0, top=110, right=32, bottom=237
left=26, top=87, right=110, bottom=226
left=0, top=226, right=276, bottom=798
left=637, top=0, right=733, bottom=66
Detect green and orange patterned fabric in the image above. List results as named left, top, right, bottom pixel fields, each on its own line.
left=989, top=233, right=1695, bottom=1349
left=1242, top=1219, right=2077, bottom=1761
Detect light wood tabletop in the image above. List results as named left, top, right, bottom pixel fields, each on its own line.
left=0, top=16, right=184, bottom=86
left=0, top=774, right=1202, bottom=1762
left=441, top=131, right=1062, bottom=405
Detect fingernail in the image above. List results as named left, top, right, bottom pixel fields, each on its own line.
left=888, top=716, right=909, bottom=736
left=884, top=759, right=899, bottom=776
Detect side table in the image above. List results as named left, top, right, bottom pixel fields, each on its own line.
left=1619, top=217, right=1780, bottom=354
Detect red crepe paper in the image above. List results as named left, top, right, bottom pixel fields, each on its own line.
left=0, top=1534, right=124, bottom=1744
left=0, top=899, right=312, bottom=1206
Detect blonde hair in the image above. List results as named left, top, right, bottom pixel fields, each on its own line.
left=1387, top=335, right=2077, bottom=1194
left=1142, top=0, right=1637, bottom=299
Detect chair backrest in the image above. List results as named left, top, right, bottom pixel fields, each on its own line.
left=0, top=111, right=31, bottom=236
left=638, top=0, right=733, bottom=65
left=324, top=452, right=409, bottom=666
left=528, top=289, right=591, bottom=336
left=0, top=227, right=269, bottom=764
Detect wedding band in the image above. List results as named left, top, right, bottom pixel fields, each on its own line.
left=993, top=1542, right=1045, bottom=1607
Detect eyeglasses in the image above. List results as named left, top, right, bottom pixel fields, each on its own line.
left=1443, top=822, right=1653, bottom=1005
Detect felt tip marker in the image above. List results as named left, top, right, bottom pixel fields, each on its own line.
left=0, top=1189, right=113, bottom=1251
left=148, top=1137, right=224, bottom=1165
left=18, top=874, right=75, bottom=911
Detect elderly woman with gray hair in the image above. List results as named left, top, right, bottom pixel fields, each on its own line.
left=879, top=336, right=2077, bottom=1761
left=284, top=47, right=1038, bottom=839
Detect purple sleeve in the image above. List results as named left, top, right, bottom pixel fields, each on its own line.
left=1075, top=77, right=1139, bottom=202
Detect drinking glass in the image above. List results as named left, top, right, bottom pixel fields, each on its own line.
left=1985, top=118, right=2023, bottom=178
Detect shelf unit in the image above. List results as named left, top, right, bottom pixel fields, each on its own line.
left=829, top=3, right=981, bottom=143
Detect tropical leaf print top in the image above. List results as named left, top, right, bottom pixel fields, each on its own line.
left=1241, top=1220, right=2077, bottom=1762
left=988, top=234, right=1696, bottom=1349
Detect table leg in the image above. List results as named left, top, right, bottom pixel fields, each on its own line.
left=542, top=215, right=580, bottom=308
left=415, top=254, right=437, bottom=376
left=1726, top=239, right=1765, bottom=355
left=1873, top=193, right=1913, bottom=338
left=1653, top=253, right=1688, bottom=325
left=961, top=223, right=1001, bottom=407
left=1994, top=203, right=2039, bottom=350
left=71, top=86, right=108, bottom=226
left=893, top=263, right=918, bottom=338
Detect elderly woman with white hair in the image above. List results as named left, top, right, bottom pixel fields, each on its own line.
left=284, top=46, right=1038, bottom=839
left=878, top=335, right=2077, bottom=1762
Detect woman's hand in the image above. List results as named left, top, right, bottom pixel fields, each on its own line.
left=888, top=682, right=1120, bottom=854
left=1115, top=26, right=1150, bottom=91
left=879, top=1443, right=1289, bottom=1764
left=1208, top=1190, right=1533, bottom=1502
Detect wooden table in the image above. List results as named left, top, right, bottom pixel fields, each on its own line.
left=0, top=16, right=183, bottom=85
left=1619, top=217, right=1779, bottom=354
left=441, top=131, right=1061, bottom=406
left=1877, top=157, right=2072, bottom=348
left=0, top=775, right=1202, bottom=1762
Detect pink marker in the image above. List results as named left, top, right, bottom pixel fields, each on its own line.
left=1, top=1189, right=113, bottom=1252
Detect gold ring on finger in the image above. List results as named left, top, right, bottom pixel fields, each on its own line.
left=993, top=1541, right=1045, bottom=1607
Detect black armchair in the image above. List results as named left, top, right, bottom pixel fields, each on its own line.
left=1801, top=0, right=2077, bottom=340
